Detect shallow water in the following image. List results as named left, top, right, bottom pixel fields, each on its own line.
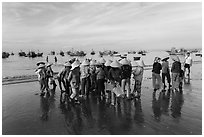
left=2, top=65, right=202, bottom=135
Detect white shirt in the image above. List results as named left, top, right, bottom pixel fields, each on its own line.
left=185, top=56, right=192, bottom=65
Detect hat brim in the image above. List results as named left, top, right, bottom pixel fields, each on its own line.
left=71, top=64, right=80, bottom=70
left=37, top=62, right=45, bottom=66
left=162, top=57, right=169, bottom=61
left=47, top=63, right=53, bottom=67
left=38, top=65, right=45, bottom=68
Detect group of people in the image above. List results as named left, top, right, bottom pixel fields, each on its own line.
left=35, top=57, right=145, bottom=104
left=35, top=51, right=192, bottom=104
left=152, top=51, right=192, bottom=92
left=35, top=62, right=57, bottom=96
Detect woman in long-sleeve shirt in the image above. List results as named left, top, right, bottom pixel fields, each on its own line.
left=152, top=57, right=162, bottom=91
left=171, top=55, right=181, bottom=92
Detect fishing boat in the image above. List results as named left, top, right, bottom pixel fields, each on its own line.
left=90, top=49, right=95, bottom=55
left=99, top=50, right=118, bottom=56
left=68, top=50, right=86, bottom=56
left=166, top=47, right=186, bottom=55
left=2, top=52, right=10, bottom=58
left=37, top=52, right=43, bottom=57
left=128, top=51, right=136, bottom=54
left=51, top=51, right=55, bottom=55
left=195, top=51, right=202, bottom=57
left=60, top=51, right=64, bottom=56
left=113, top=53, right=121, bottom=57
left=133, top=57, right=141, bottom=61
left=138, top=50, right=147, bottom=55
left=18, top=50, right=26, bottom=57
left=27, top=51, right=37, bottom=58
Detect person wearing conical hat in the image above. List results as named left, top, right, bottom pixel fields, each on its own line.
left=95, top=61, right=106, bottom=97
left=45, top=63, right=56, bottom=92
left=99, top=58, right=106, bottom=70
left=161, top=57, right=171, bottom=89
left=35, top=64, right=47, bottom=96
left=99, top=58, right=106, bottom=64
left=80, top=59, right=91, bottom=98
left=132, top=59, right=145, bottom=98
left=120, top=58, right=132, bottom=99
left=103, top=59, right=113, bottom=97
left=36, top=61, right=46, bottom=66
left=57, top=61, right=72, bottom=94
left=68, top=60, right=81, bottom=104
left=152, top=57, right=162, bottom=91
left=104, top=60, right=112, bottom=80
left=108, top=60, right=122, bottom=105
left=89, top=60, right=97, bottom=91
left=171, top=55, right=181, bottom=92
left=109, top=60, right=122, bottom=85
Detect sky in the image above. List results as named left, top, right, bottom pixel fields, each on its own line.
left=2, top=2, right=202, bottom=52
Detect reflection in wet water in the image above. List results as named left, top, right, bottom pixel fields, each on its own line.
left=38, top=88, right=186, bottom=134
left=152, top=91, right=162, bottom=121
left=40, top=88, right=56, bottom=121
left=134, top=99, right=144, bottom=124
left=40, top=96, right=49, bottom=121
left=152, top=89, right=184, bottom=121
left=171, top=90, right=184, bottom=118
left=160, top=89, right=171, bottom=115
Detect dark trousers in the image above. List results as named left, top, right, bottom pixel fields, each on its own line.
left=97, top=79, right=105, bottom=96
left=65, top=79, right=71, bottom=95
left=162, top=73, right=171, bottom=85
left=90, top=74, right=96, bottom=90
left=81, top=77, right=90, bottom=96
left=184, top=64, right=190, bottom=74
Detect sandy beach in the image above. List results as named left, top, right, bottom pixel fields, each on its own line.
left=2, top=2, right=202, bottom=135
left=2, top=63, right=202, bottom=135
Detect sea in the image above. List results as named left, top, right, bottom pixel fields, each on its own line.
left=2, top=50, right=202, bottom=78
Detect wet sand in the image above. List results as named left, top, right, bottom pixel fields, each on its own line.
left=2, top=64, right=202, bottom=135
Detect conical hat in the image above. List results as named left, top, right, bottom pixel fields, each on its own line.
left=36, top=61, right=45, bottom=66
left=74, top=59, right=80, bottom=64
left=99, top=58, right=106, bottom=64
left=162, top=57, right=169, bottom=61
left=133, top=67, right=143, bottom=75
left=95, top=61, right=102, bottom=66
left=154, top=57, right=161, bottom=62
left=105, top=60, right=112, bottom=66
left=81, top=59, right=90, bottom=66
left=171, top=55, right=180, bottom=62
left=120, top=58, right=129, bottom=65
left=90, top=60, right=97, bottom=66
left=127, top=59, right=131, bottom=65
left=136, top=60, right=145, bottom=67
left=64, top=62, right=71, bottom=67
left=71, top=60, right=80, bottom=70
left=38, top=64, right=45, bottom=69
left=110, top=60, right=121, bottom=68
left=46, top=63, right=53, bottom=67
left=131, top=61, right=139, bottom=67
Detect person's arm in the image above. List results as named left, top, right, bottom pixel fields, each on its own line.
left=171, top=62, right=175, bottom=72
left=67, top=71, right=72, bottom=82
left=50, top=68, right=54, bottom=76
left=183, top=56, right=187, bottom=65
left=190, top=57, right=193, bottom=67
